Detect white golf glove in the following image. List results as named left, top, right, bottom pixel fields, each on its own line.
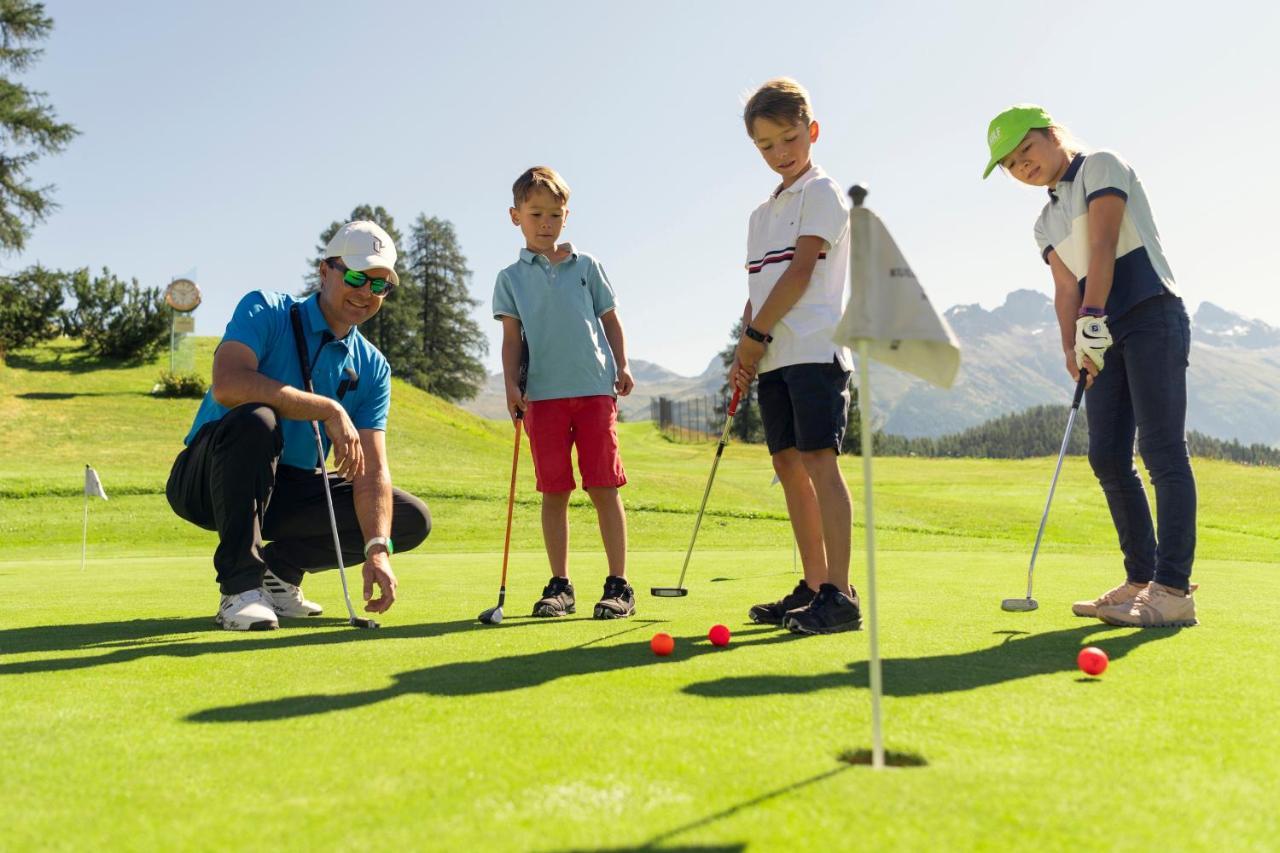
left=1075, top=314, right=1113, bottom=372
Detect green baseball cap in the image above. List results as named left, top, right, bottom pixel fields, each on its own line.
left=982, top=104, right=1054, bottom=178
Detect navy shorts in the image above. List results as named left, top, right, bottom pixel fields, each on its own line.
left=757, top=359, right=852, bottom=455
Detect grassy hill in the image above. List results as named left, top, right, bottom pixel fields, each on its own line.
left=2, top=338, right=1279, bottom=849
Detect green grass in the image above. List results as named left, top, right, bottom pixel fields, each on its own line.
left=2, top=340, right=1279, bottom=850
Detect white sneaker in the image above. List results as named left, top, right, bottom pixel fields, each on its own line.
left=262, top=569, right=324, bottom=618
left=215, top=588, right=280, bottom=631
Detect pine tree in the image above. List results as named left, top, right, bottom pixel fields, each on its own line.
left=0, top=0, right=78, bottom=251
left=403, top=214, right=488, bottom=401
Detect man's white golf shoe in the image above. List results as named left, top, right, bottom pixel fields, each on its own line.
left=262, top=569, right=324, bottom=618
left=215, top=588, right=280, bottom=631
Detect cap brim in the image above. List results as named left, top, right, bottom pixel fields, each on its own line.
left=341, top=254, right=399, bottom=285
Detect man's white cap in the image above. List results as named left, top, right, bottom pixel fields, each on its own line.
left=324, top=221, right=400, bottom=285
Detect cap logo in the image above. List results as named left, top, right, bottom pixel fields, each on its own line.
left=371, top=236, right=384, bottom=253
left=988, top=126, right=1002, bottom=146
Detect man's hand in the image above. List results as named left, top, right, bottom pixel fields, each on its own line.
left=615, top=364, right=635, bottom=397
left=730, top=355, right=757, bottom=394
left=505, top=381, right=528, bottom=421
left=736, top=333, right=766, bottom=373
left=322, top=404, right=364, bottom=480
left=1074, top=315, right=1112, bottom=373
left=362, top=550, right=397, bottom=613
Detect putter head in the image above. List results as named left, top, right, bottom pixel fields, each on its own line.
left=1001, top=597, right=1039, bottom=612
left=650, top=587, right=689, bottom=598
left=477, top=606, right=504, bottom=625
left=350, top=617, right=381, bottom=629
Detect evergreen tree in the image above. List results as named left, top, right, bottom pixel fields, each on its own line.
left=64, top=266, right=169, bottom=361
left=404, top=214, right=488, bottom=401
left=0, top=1, right=78, bottom=251
left=304, top=205, right=425, bottom=382
left=0, top=262, right=62, bottom=355
left=715, top=320, right=764, bottom=442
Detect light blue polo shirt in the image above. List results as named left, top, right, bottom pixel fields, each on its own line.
left=183, top=290, right=392, bottom=470
left=1034, top=151, right=1176, bottom=320
left=492, top=244, right=618, bottom=401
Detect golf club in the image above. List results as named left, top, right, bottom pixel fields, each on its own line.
left=1002, top=372, right=1088, bottom=613
left=478, top=411, right=523, bottom=625
left=652, top=387, right=741, bottom=597
left=289, top=305, right=378, bottom=630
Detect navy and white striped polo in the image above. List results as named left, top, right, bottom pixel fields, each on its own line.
left=1034, top=151, right=1176, bottom=320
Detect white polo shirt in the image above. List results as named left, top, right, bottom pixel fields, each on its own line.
left=745, top=165, right=852, bottom=373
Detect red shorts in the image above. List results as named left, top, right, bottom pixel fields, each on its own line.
left=524, top=395, right=627, bottom=493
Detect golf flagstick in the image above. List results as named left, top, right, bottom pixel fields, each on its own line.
left=856, top=340, right=885, bottom=769
left=651, top=387, right=741, bottom=597
left=833, top=184, right=962, bottom=770
left=82, top=464, right=107, bottom=571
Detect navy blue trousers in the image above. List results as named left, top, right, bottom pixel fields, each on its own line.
left=1084, top=295, right=1196, bottom=590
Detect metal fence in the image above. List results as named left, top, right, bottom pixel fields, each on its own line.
left=650, top=394, right=723, bottom=443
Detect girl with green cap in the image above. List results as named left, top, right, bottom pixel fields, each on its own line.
left=983, top=105, right=1198, bottom=628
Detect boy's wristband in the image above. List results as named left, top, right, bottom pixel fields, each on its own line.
left=1077, top=306, right=1106, bottom=318
left=744, top=325, right=773, bottom=344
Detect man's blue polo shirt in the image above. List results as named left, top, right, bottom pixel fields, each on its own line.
left=183, top=291, right=391, bottom=470
left=491, top=243, right=618, bottom=401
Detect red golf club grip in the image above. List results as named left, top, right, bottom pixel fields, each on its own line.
left=728, top=387, right=741, bottom=417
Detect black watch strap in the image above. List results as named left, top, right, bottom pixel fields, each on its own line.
left=745, top=325, right=773, bottom=344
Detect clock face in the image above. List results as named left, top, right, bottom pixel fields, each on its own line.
left=165, top=279, right=201, bottom=312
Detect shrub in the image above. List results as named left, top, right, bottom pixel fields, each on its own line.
left=152, top=371, right=207, bottom=398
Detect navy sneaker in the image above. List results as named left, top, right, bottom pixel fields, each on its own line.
left=533, top=577, right=575, bottom=617
left=593, top=575, right=636, bottom=620
left=785, top=583, right=862, bottom=635
left=749, top=580, right=817, bottom=626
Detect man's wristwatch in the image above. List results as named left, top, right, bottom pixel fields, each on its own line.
left=364, top=536, right=394, bottom=558
left=1078, top=306, right=1106, bottom=318
left=744, top=325, right=773, bottom=344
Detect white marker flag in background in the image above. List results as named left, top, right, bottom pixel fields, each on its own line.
left=82, top=464, right=108, bottom=570
left=832, top=189, right=962, bottom=769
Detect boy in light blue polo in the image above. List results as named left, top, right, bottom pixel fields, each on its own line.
left=492, top=166, right=636, bottom=620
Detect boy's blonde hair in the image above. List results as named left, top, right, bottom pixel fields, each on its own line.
left=743, top=77, right=814, bottom=137
left=512, top=166, right=571, bottom=207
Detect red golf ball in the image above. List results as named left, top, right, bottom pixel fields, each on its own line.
left=708, top=624, right=731, bottom=647
left=1078, top=646, right=1108, bottom=676
left=650, top=632, right=675, bottom=657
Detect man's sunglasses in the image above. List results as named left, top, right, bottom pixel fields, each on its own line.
left=326, top=258, right=395, bottom=295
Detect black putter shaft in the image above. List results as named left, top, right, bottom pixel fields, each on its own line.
left=652, top=387, right=742, bottom=597
left=289, top=305, right=378, bottom=629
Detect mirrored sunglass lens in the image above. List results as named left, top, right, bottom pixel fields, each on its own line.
left=369, top=280, right=391, bottom=294
left=342, top=270, right=367, bottom=287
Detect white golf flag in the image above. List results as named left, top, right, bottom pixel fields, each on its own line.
left=84, top=465, right=108, bottom=500
left=833, top=206, right=961, bottom=388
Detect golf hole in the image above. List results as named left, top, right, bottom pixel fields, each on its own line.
left=838, top=749, right=928, bottom=768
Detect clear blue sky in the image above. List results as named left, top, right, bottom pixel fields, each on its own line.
left=11, top=0, right=1279, bottom=376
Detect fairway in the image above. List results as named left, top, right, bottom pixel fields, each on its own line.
left=3, top=342, right=1279, bottom=849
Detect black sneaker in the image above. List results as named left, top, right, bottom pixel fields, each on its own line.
left=533, top=577, right=575, bottom=617
left=593, top=575, right=636, bottom=620
left=786, top=584, right=862, bottom=635
left=749, top=580, right=817, bottom=625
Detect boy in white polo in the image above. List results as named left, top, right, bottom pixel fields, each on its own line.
left=732, top=78, right=861, bottom=635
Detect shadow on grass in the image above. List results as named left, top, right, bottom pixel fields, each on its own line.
left=15, top=391, right=151, bottom=400
left=4, top=349, right=143, bottom=373
left=682, top=624, right=1181, bottom=698
left=188, top=626, right=795, bottom=723
left=545, top=764, right=851, bottom=853
left=0, top=615, right=601, bottom=675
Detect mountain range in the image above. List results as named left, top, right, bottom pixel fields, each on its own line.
left=462, top=292, right=1280, bottom=447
